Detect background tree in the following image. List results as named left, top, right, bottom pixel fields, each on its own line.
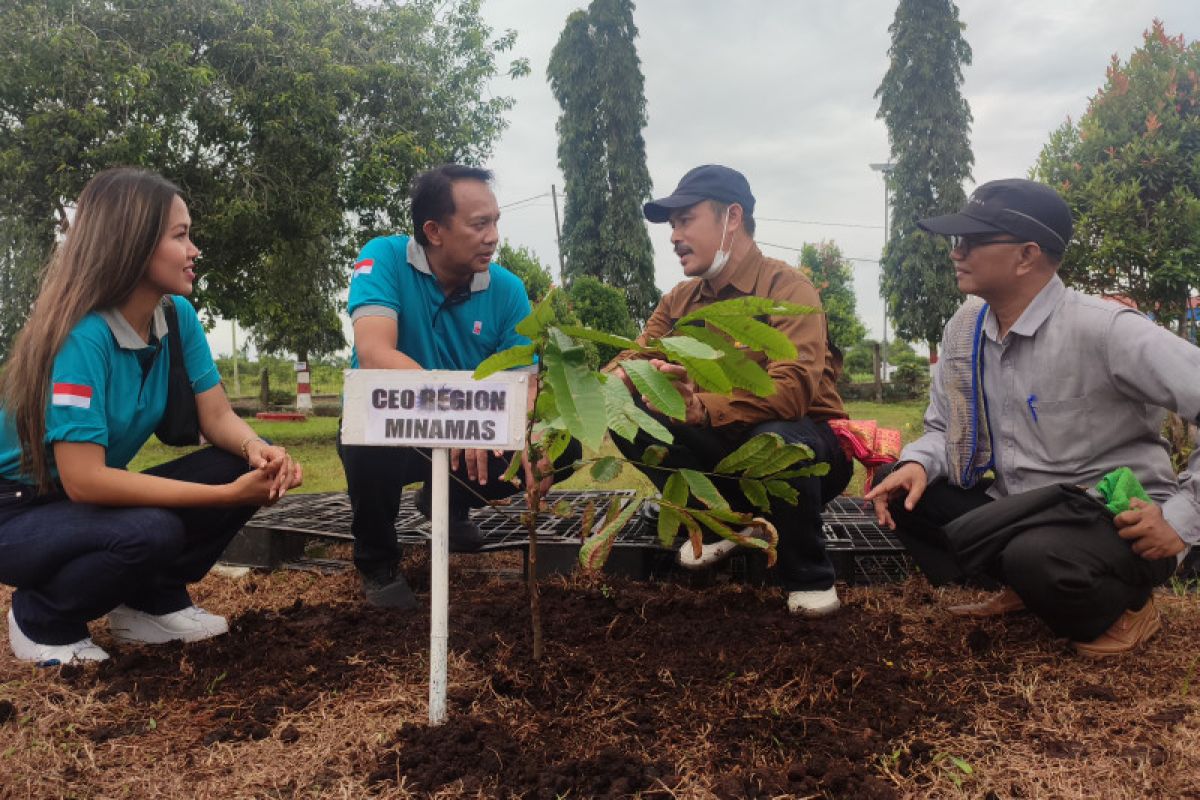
left=0, top=0, right=527, bottom=364
left=884, top=338, right=926, bottom=368
left=843, top=341, right=878, bottom=378
left=875, top=0, right=975, bottom=361
left=797, top=242, right=867, bottom=352
left=0, top=217, right=49, bottom=360
left=1034, top=21, right=1200, bottom=335
left=547, top=0, right=659, bottom=323
left=498, top=242, right=554, bottom=303
left=566, top=276, right=639, bottom=365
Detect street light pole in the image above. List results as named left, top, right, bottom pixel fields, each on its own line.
left=869, top=162, right=895, bottom=382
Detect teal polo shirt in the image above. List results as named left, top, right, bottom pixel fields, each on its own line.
left=347, top=235, right=532, bottom=370
left=0, top=296, right=221, bottom=482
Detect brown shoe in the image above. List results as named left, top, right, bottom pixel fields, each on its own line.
left=1073, top=598, right=1161, bottom=658
left=947, top=587, right=1026, bottom=618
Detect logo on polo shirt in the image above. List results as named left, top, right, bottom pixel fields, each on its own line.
left=52, top=383, right=93, bottom=409
left=352, top=258, right=374, bottom=277
left=473, top=321, right=482, bottom=335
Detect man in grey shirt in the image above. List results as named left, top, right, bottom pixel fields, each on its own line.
left=866, top=178, right=1200, bottom=657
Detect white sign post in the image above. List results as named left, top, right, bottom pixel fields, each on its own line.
left=341, top=369, right=527, bottom=725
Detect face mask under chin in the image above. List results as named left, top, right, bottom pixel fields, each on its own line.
left=698, top=206, right=733, bottom=281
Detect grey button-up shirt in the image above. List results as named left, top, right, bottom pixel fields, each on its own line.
left=903, top=275, right=1200, bottom=550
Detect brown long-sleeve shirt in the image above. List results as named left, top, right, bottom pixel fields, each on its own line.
left=610, top=244, right=847, bottom=428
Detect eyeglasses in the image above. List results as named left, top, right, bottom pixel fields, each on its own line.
left=949, top=235, right=1027, bottom=256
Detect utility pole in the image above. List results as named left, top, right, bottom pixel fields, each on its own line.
left=551, top=184, right=565, bottom=284
left=231, top=320, right=240, bottom=397
left=869, top=162, right=895, bottom=381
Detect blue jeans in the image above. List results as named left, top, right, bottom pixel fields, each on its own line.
left=614, top=413, right=852, bottom=592
left=0, top=447, right=257, bottom=645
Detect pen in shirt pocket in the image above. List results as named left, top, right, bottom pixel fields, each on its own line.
left=1027, top=394, right=1038, bottom=423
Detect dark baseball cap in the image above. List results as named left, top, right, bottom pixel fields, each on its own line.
left=643, top=164, right=756, bottom=223
left=917, top=179, right=1072, bottom=255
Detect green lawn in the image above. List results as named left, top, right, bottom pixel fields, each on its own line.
left=128, top=399, right=927, bottom=498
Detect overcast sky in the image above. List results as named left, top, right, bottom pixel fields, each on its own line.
left=206, top=0, right=1199, bottom=359
left=475, top=0, right=1200, bottom=344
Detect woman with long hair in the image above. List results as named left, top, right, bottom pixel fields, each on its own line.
left=0, top=167, right=303, bottom=665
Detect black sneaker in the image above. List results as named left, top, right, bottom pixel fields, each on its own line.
left=360, top=564, right=418, bottom=610
left=415, top=487, right=486, bottom=553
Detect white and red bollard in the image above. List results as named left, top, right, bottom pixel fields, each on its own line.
left=295, top=360, right=313, bottom=413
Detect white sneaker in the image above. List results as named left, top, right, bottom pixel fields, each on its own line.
left=7, top=608, right=109, bottom=665
left=787, top=587, right=841, bottom=617
left=108, top=605, right=228, bottom=644
left=677, top=538, right=740, bottom=569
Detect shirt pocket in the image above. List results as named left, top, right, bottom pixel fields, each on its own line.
left=1026, top=395, right=1094, bottom=468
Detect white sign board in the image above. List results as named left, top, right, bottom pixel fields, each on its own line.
left=341, top=369, right=527, bottom=451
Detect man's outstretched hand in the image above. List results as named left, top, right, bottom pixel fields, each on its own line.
left=864, top=462, right=928, bottom=530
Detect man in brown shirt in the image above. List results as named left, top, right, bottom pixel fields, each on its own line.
left=608, top=164, right=851, bottom=615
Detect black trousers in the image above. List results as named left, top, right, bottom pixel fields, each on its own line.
left=613, top=414, right=852, bottom=592
left=0, top=447, right=256, bottom=644
left=337, top=431, right=582, bottom=573
left=876, top=463, right=1178, bottom=641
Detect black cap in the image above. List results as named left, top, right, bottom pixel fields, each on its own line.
left=644, top=164, right=755, bottom=223
left=917, top=179, right=1072, bottom=255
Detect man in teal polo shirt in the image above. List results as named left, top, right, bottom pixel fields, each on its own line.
left=339, top=164, right=564, bottom=608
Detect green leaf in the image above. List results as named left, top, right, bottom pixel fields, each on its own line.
left=624, top=402, right=674, bottom=444
left=699, top=507, right=755, bottom=525
left=680, top=468, right=729, bottom=510
left=702, top=315, right=796, bottom=361
left=677, top=296, right=818, bottom=325
left=713, top=433, right=784, bottom=474
left=589, top=455, right=621, bottom=482
left=623, top=359, right=686, bottom=420
left=552, top=499, right=573, bottom=517
left=739, top=478, right=770, bottom=511
left=663, top=472, right=689, bottom=506
left=949, top=756, right=974, bottom=775
left=515, top=290, right=558, bottom=338
left=658, top=335, right=721, bottom=361
left=501, top=452, right=522, bottom=482
left=542, top=428, right=572, bottom=464
left=764, top=479, right=799, bottom=505
left=599, top=375, right=673, bottom=445
left=557, top=325, right=642, bottom=353
left=671, top=353, right=732, bottom=394
left=691, top=509, right=739, bottom=540
left=472, top=343, right=536, bottom=378
left=773, top=463, right=831, bottom=479
left=641, top=445, right=668, bottom=467
left=542, top=340, right=607, bottom=452
left=744, top=443, right=813, bottom=478
left=600, top=377, right=639, bottom=442
left=657, top=505, right=684, bottom=547
left=534, top=389, right=558, bottom=421
left=679, top=325, right=776, bottom=396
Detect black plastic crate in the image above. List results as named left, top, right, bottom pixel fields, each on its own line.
left=228, top=491, right=913, bottom=584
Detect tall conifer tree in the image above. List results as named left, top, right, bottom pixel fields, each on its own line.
left=548, top=0, right=658, bottom=323
left=875, top=0, right=975, bottom=359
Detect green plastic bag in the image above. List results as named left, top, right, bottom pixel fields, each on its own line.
left=1094, top=467, right=1151, bottom=515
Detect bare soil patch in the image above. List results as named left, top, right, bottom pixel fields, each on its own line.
left=1, top=557, right=1199, bottom=798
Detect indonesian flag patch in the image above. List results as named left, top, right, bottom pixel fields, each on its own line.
left=52, top=383, right=93, bottom=409
left=353, top=258, right=374, bottom=277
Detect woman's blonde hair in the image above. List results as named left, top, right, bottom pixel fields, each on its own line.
left=0, top=167, right=182, bottom=491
